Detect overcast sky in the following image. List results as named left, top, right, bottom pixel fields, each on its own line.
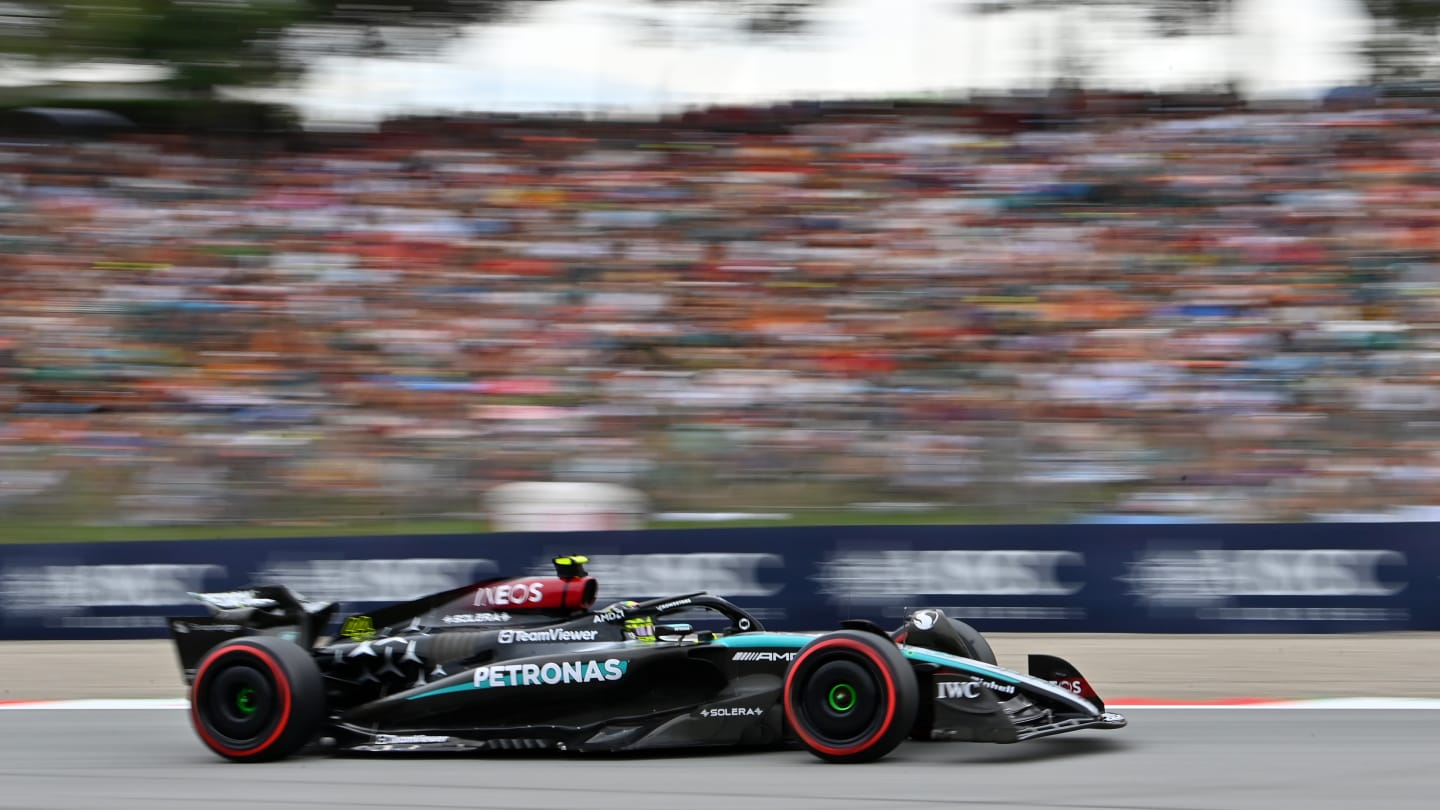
left=277, top=0, right=1373, bottom=121
left=1, top=0, right=1373, bottom=121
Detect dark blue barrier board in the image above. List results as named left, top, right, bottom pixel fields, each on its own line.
left=1, top=523, right=1434, bottom=639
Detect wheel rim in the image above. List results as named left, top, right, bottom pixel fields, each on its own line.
left=794, top=657, right=885, bottom=747
left=197, top=659, right=280, bottom=748
left=236, top=687, right=258, bottom=715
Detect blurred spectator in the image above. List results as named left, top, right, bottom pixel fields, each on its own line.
left=4, top=93, right=1440, bottom=526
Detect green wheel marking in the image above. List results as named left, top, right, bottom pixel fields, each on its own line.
left=827, top=683, right=856, bottom=712
left=235, top=687, right=257, bottom=715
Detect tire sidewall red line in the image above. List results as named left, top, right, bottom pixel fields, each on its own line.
left=783, top=637, right=898, bottom=758
left=190, top=644, right=293, bottom=759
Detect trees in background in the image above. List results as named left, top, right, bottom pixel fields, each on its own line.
left=0, top=0, right=310, bottom=94
left=0, top=1, right=820, bottom=97
left=1360, top=0, right=1440, bottom=82
left=971, top=0, right=1440, bottom=90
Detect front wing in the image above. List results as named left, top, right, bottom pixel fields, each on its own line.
left=906, top=647, right=1128, bottom=743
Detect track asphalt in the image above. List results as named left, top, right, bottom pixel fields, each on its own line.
left=0, top=708, right=1433, bottom=810
left=5, top=635, right=1440, bottom=808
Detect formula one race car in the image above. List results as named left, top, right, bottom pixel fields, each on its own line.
left=169, top=555, right=1126, bottom=764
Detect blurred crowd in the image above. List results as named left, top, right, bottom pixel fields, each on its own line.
left=5, top=94, right=1440, bottom=526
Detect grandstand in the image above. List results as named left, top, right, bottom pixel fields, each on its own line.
left=3, top=89, right=1439, bottom=531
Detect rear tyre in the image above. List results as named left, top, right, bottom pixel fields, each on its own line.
left=190, top=636, right=325, bottom=762
left=783, top=630, right=918, bottom=763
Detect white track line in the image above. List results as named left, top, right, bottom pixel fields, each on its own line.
left=0, top=699, right=189, bottom=710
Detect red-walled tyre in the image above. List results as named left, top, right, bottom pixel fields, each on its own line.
left=783, top=630, right=919, bottom=763
left=189, top=636, right=326, bottom=762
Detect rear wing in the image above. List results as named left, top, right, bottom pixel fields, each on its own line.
left=167, top=585, right=337, bottom=684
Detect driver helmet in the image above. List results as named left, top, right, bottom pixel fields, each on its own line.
left=623, top=616, right=656, bottom=643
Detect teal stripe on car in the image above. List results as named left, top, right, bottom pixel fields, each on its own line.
left=901, top=646, right=1095, bottom=711
left=710, top=633, right=814, bottom=649
left=409, top=682, right=475, bottom=700
left=713, top=633, right=1021, bottom=685
left=900, top=647, right=1020, bottom=685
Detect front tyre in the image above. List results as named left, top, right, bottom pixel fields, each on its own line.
left=783, top=630, right=919, bottom=763
left=189, top=636, right=326, bottom=762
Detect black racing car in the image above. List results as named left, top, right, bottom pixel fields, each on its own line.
left=169, top=555, right=1126, bottom=764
